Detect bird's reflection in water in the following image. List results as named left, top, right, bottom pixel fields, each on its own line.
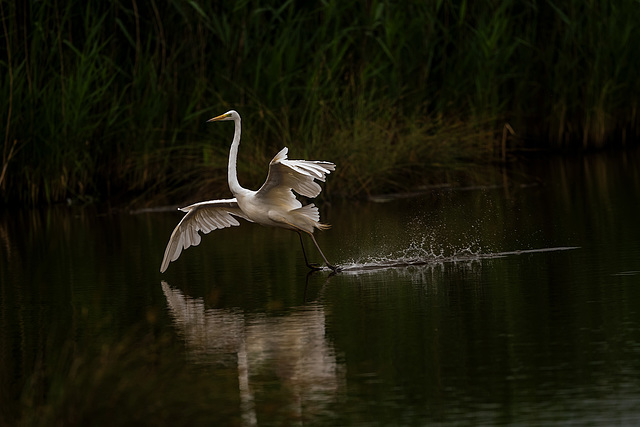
left=161, top=281, right=343, bottom=426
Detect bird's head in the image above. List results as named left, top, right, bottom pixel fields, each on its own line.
left=207, top=110, right=239, bottom=122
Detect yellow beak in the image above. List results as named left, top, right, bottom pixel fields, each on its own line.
left=207, top=113, right=230, bottom=122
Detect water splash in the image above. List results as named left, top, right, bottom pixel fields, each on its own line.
left=338, top=233, right=488, bottom=273
left=337, top=236, right=579, bottom=274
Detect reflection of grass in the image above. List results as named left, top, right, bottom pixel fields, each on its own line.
left=16, top=328, right=241, bottom=426
left=2, top=1, right=639, bottom=204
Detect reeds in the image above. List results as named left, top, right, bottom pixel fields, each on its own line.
left=1, top=0, right=639, bottom=204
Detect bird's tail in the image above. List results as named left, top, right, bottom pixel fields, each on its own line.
left=315, top=222, right=331, bottom=231
left=293, top=204, right=331, bottom=232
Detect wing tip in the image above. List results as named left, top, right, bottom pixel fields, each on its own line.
left=271, top=147, right=289, bottom=164
left=160, top=254, right=171, bottom=273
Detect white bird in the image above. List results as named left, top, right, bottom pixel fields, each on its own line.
left=160, top=110, right=338, bottom=273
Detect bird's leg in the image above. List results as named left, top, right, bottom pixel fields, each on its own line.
left=306, top=231, right=340, bottom=272
left=297, top=231, right=322, bottom=271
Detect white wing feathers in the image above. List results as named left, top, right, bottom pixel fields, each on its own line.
left=160, top=199, right=252, bottom=273
left=257, top=147, right=335, bottom=201
left=160, top=147, right=335, bottom=272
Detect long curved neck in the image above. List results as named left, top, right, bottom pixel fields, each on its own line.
left=228, top=116, right=244, bottom=195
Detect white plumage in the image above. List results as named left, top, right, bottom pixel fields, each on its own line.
left=160, top=110, right=337, bottom=273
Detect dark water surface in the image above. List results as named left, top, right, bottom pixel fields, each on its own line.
left=2, top=150, right=640, bottom=425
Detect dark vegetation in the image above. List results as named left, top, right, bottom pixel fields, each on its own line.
left=1, top=0, right=639, bottom=205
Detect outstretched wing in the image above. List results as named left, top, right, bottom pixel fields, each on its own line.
left=160, top=198, right=252, bottom=273
left=255, top=147, right=335, bottom=207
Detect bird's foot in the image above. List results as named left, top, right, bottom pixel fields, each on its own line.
left=306, top=262, right=342, bottom=273
left=327, top=264, right=342, bottom=273
left=306, top=262, right=323, bottom=271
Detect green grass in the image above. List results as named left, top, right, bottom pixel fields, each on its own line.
left=1, top=0, right=639, bottom=205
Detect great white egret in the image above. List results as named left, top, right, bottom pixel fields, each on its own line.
left=160, top=110, right=338, bottom=273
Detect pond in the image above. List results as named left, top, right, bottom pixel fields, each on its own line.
left=2, top=149, right=640, bottom=425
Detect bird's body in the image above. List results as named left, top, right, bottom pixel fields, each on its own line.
left=160, top=110, right=337, bottom=273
